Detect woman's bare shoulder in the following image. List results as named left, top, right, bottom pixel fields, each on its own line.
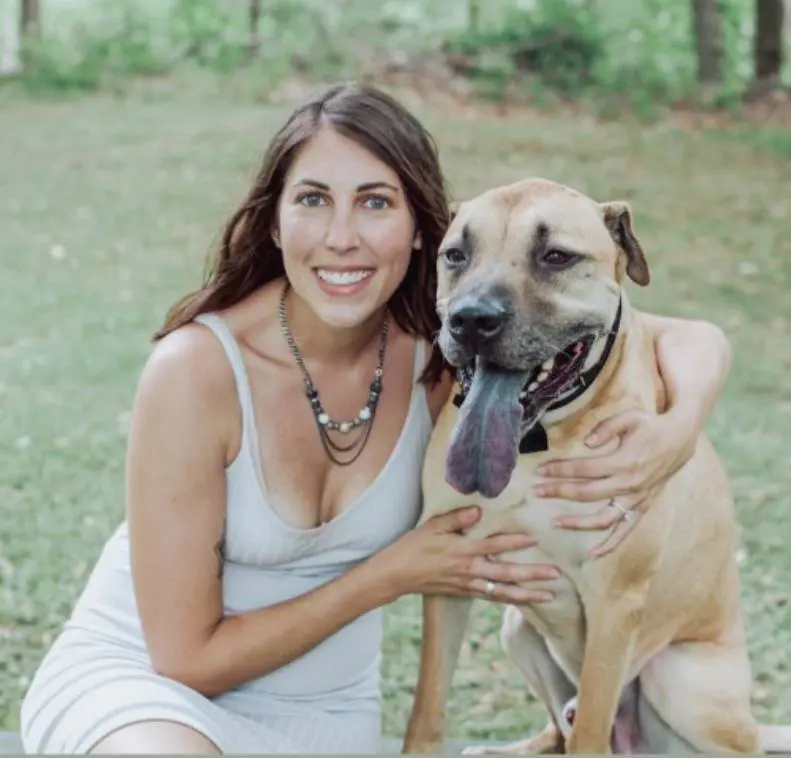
left=132, top=322, right=241, bottom=459
left=141, top=323, right=236, bottom=396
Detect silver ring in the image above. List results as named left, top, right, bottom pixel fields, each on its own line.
left=484, top=580, right=496, bottom=599
left=608, top=497, right=634, bottom=522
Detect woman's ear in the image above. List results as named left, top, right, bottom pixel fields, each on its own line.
left=413, top=230, right=423, bottom=250
left=271, top=228, right=281, bottom=248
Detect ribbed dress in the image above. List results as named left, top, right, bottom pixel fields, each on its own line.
left=20, top=313, right=433, bottom=755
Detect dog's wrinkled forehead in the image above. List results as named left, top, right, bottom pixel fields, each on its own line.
left=445, top=179, right=614, bottom=264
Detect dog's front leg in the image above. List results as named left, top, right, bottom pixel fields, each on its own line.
left=566, top=590, right=646, bottom=755
left=403, top=594, right=473, bottom=755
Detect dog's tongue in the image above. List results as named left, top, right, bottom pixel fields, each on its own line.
left=445, top=363, right=528, bottom=499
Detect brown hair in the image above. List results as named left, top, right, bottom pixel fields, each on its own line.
left=154, top=81, right=450, bottom=385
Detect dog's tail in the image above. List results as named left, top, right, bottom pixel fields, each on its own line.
left=759, top=724, right=791, bottom=754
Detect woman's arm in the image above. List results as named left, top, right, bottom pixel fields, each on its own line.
left=191, top=506, right=553, bottom=696
left=535, top=314, right=732, bottom=556
left=644, top=313, right=732, bottom=443
left=128, top=328, right=556, bottom=697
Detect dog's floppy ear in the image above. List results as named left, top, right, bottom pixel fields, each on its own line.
left=448, top=200, right=461, bottom=225
left=600, top=201, right=650, bottom=286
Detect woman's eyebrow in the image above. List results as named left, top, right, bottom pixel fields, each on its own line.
left=357, top=181, right=400, bottom=193
left=292, top=178, right=400, bottom=193
left=293, top=178, right=330, bottom=190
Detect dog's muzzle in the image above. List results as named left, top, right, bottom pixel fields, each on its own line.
left=446, top=294, right=510, bottom=352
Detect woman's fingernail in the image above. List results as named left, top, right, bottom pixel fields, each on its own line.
left=534, top=486, right=547, bottom=497
left=537, top=465, right=548, bottom=476
left=586, top=434, right=598, bottom=446
left=535, top=592, right=554, bottom=602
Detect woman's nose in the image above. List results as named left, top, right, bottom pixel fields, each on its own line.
left=324, top=208, right=360, bottom=253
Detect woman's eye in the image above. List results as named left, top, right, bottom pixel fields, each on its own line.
left=297, top=193, right=326, bottom=207
left=541, top=249, right=575, bottom=267
left=442, top=248, right=468, bottom=267
left=361, top=196, right=390, bottom=211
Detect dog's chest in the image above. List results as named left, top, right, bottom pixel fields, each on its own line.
left=473, top=484, right=616, bottom=685
left=475, top=469, right=613, bottom=565
left=422, top=437, right=622, bottom=683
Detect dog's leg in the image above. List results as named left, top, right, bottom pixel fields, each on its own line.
left=638, top=639, right=759, bottom=754
left=565, top=591, right=646, bottom=755
left=403, top=594, right=474, bottom=755
left=463, top=605, right=575, bottom=756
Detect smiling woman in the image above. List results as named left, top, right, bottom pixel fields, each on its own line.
left=17, top=82, right=556, bottom=756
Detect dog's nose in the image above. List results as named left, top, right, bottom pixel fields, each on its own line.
left=448, top=297, right=508, bottom=346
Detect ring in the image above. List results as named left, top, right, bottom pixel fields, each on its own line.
left=484, top=580, right=496, bottom=599
left=608, top=497, right=634, bottom=523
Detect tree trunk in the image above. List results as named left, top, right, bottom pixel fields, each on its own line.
left=248, top=0, right=261, bottom=59
left=468, top=0, right=481, bottom=34
left=20, top=0, right=40, bottom=40
left=1, top=6, right=22, bottom=76
left=692, top=0, right=724, bottom=84
left=753, top=0, right=784, bottom=89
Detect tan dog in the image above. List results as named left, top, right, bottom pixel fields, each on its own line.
left=402, top=178, right=791, bottom=755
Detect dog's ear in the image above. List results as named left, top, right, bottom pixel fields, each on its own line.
left=600, top=201, right=650, bottom=286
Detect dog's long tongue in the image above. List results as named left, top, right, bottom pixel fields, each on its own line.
left=445, top=364, right=527, bottom=499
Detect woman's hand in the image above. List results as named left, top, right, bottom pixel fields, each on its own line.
left=374, top=506, right=560, bottom=604
left=534, top=408, right=697, bottom=557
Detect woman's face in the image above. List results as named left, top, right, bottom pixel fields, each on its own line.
left=275, top=126, right=421, bottom=330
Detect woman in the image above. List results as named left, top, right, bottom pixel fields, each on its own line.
left=20, top=82, right=731, bottom=756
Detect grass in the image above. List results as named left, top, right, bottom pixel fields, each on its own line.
left=1, top=74, right=790, bottom=743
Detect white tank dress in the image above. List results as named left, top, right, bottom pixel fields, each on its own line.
left=20, top=313, right=434, bottom=755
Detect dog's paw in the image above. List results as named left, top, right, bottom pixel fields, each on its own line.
left=461, top=724, right=565, bottom=756
left=461, top=745, right=502, bottom=756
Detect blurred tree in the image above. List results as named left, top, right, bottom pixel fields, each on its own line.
left=249, top=0, right=261, bottom=59
left=691, top=0, right=724, bottom=86
left=752, top=0, right=785, bottom=93
left=15, top=0, right=40, bottom=73
left=1, top=4, right=21, bottom=76
left=20, top=0, right=40, bottom=40
left=468, top=0, right=481, bottom=34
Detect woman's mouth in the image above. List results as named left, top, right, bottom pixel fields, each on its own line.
left=314, top=268, right=374, bottom=295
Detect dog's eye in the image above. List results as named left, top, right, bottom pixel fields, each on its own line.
left=540, top=249, right=576, bottom=267
left=442, top=248, right=468, bottom=267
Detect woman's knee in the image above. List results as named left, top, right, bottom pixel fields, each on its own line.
left=88, top=719, right=221, bottom=755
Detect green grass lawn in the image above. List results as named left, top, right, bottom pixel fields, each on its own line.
left=1, top=78, right=790, bottom=742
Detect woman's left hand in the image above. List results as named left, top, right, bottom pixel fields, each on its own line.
left=533, top=408, right=698, bottom=558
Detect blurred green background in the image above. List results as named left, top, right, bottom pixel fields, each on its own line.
left=1, top=0, right=790, bottom=744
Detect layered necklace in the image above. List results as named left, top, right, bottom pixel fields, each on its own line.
left=278, top=282, right=390, bottom=466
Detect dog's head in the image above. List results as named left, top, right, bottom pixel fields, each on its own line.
left=438, top=178, right=650, bottom=498
left=438, top=178, right=649, bottom=374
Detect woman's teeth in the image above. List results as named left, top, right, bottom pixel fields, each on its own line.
left=316, top=269, right=372, bottom=285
